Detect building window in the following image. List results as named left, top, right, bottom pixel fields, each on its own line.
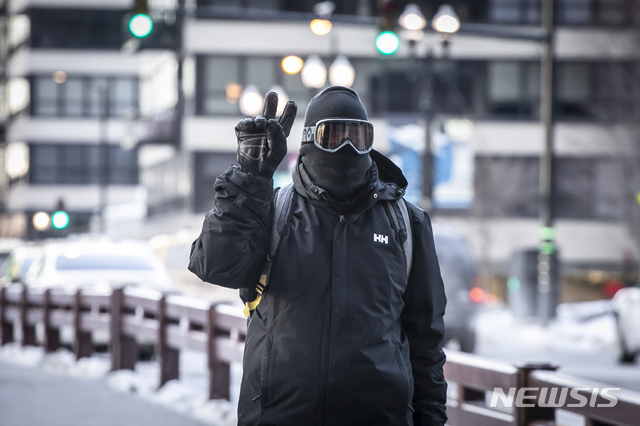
left=553, top=158, right=624, bottom=219
left=488, top=0, right=542, bottom=24
left=29, top=144, right=138, bottom=185
left=556, top=0, right=593, bottom=24
left=200, top=57, right=241, bottom=115
left=370, top=70, right=414, bottom=114
left=31, top=76, right=139, bottom=118
left=474, top=156, right=540, bottom=218
left=555, top=61, right=634, bottom=121
left=556, top=0, right=633, bottom=26
left=109, top=146, right=139, bottom=184
left=33, top=78, right=58, bottom=116
left=474, top=156, right=625, bottom=220
left=30, top=8, right=126, bottom=50
left=555, top=62, right=591, bottom=120
left=486, top=61, right=540, bottom=119
left=193, top=152, right=238, bottom=212
left=197, top=55, right=310, bottom=116
left=193, top=0, right=635, bottom=26
left=488, top=0, right=634, bottom=25
left=197, top=0, right=281, bottom=9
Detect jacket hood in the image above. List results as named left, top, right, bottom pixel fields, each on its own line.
left=292, top=149, right=408, bottom=217
left=370, top=149, right=408, bottom=194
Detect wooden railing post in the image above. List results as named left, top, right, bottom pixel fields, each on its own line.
left=157, top=296, right=179, bottom=387
left=110, top=287, right=137, bottom=371
left=516, top=362, right=558, bottom=426
left=0, top=286, right=13, bottom=345
left=43, top=289, right=60, bottom=352
left=20, top=285, right=36, bottom=346
left=207, top=304, right=231, bottom=400
left=73, top=289, right=93, bottom=359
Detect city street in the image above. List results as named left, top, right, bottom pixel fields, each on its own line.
left=0, top=360, right=207, bottom=426
left=478, top=346, right=640, bottom=393
left=475, top=306, right=640, bottom=392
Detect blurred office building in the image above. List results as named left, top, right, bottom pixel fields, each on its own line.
left=1, top=0, right=639, bottom=297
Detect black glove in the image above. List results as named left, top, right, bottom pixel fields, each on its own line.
left=236, top=92, right=297, bottom=178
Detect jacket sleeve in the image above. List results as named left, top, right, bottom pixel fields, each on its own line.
left=188, top=166, right=274, bottom=289
left=401, top=204, right=448, bottom=426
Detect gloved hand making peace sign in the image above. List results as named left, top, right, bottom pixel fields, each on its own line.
left=235, top=92, right=297, bottom=179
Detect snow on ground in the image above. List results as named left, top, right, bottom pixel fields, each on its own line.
left=476, top=300, right=617, bottom=354
left=0, top=342, right=240, bottom=426
left=106, top=350, right=240, bottom=426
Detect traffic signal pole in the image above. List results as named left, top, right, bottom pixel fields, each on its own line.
left=175, top=0, right=185, bottom=151
left=537, top=0, right=557, bottom=325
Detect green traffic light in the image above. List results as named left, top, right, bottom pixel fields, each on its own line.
left=376, top=31, right=400, bottom=55
left=51, top=211, right=69, bottom=229
left=129, top=13, right=153, bottom=38
left=540, top=241, right=556, bottom=255
left=507, top=276, right=520, bottom=292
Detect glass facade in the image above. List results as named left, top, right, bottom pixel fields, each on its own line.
left=197, top=56, right=637, bottom=122
left=31, top=75, right=139, bottom=119
left=29, top=144, right=138, bottom=185
left=30, top=8, right=127, bottom=50
left=197, top=56, right=311, bottom=116
left=195, top=0, right=639, bottom=26
left=472, top=156, right=626, bottom=220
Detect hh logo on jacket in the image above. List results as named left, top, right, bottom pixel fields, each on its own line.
left=373, top=234, right=388, bottom=244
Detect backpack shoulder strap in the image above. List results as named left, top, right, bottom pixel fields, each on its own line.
left=269, top=183, right=295, bottom=260
left=396, top=198, right=413, bottom=279
left=385, top=198, right=413, bottom=281
left=243, top=183, right=296, bottom=317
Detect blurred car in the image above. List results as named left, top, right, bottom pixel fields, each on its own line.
left=0, top=238, right=27, bottom=270
left=23, top=240, right=174, bottom=293
left=433, top=224, right=479, bottom=353
left=1, top=245, right=43, bottom=287
left=612, top=286, right=640, bottom=363
left=150, top=230, right=239, bottom=304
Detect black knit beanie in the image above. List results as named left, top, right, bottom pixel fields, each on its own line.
left=299, top=86, right=372, bottom=202
left=303, top=86, right=369, bottom=126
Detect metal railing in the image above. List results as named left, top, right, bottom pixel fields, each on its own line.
left=2, top=284, right=640, bottom=425
left=0, top=284, right=246, bottom=400
left=444, top=349, right=640, bottom=426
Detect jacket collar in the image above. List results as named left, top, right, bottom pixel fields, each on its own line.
left=291, top=150, right=407, bottom=218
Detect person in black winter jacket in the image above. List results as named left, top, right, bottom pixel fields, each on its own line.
left=189, top=86, right=447, bottom=426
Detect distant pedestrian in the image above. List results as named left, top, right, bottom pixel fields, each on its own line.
left=189, top=86, right=447, bottom=425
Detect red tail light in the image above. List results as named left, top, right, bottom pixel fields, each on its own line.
left=469, top=287, right=485, bottom=304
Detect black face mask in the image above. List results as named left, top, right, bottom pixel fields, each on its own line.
left=299, top=142, right=372, bottom=201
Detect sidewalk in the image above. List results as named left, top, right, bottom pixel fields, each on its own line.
left=0, top=360, right=207, bottom=426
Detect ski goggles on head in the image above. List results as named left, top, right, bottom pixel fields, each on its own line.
left=302, top=119, right=374, bottom=154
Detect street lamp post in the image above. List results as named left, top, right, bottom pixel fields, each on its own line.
left=398, top=4, right=459, bottom=210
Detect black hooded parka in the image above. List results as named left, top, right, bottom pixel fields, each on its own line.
left=188, top=150, right=448, bottom=426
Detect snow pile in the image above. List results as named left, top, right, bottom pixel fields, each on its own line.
left=108, top=368, right=158, bottom=395
left=68, top=356, right=112, bottom=378
left=0, top=342, right=112, bottom=377
left=476, top=301, right=617, bottom=353
left=154, top=381, right=236, bottom=426
left=107, top=365, right=237, bottom=426
left=0, top=342, right=45, bottom=367
left=557, top=299, right=613, bottom=322
left=550, top=309, right=616, bottom=352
